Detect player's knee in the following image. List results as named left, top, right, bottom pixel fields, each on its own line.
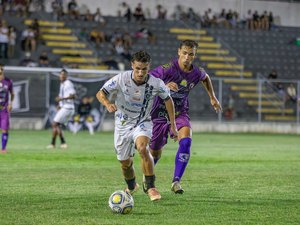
left=120, top=159, right=133, bottom=171
left=136, top=142, right=148, bottom=153
left=150, top=149, right=161, bottom=159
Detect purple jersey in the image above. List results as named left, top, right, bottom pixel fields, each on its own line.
left=150, top=59, right=206, bottom=121
left=0, top=77, right=13, bottom=110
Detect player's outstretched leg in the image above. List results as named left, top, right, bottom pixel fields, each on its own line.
left=1, top=132, right=9, bottom=152
left=143, top=175, right=161, bottom=201
left=171, top=137, right=192, bottom=194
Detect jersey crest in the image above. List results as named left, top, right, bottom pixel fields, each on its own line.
left=161, top=63, right=171, bottom=69
left=180, top=79, right=188, bottom=87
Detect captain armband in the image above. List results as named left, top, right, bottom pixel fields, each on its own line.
left=163, top=96, right=170, bottom=101
left=101, top=88, right=109, bottom=96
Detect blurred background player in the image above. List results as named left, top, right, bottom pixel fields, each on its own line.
left=69, top=96, right=95, bottom=135
left=149, top=40, right=222, bottom=194
left=47, top=69, right=76, bottom=149
left=0, top=63, right=14, bottom=154
left=96, top=50, right=178, bottom=201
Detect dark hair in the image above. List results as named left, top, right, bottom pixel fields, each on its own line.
left=61, top=68, right=68, bottom=75
left=179, top=40, right=198, bottom=49
left=131, top=50, right=151, bottom=64
left=0, top=63, right=4, bottom=67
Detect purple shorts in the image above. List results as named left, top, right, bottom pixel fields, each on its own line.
left=150, top=113, right=191, bottom=150
left=0, top=110, right=10, bottom=130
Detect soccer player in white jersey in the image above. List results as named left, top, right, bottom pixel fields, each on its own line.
left=96, top=51, right=178, bottom=201
left=47, top=69, right=76, bottom=149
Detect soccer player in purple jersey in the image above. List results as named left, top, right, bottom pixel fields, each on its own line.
left=0, top=63, right=14, bottom=154
left=149, top=40, right=222, bottom=194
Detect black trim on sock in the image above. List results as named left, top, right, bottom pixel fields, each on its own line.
left=125, top=177, right=136, bottom=190
left=145, top=175, right=155, bottom=189
left=60, top=136, right=65, bottom=144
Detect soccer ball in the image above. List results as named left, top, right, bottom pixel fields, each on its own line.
left=108, top=190, right=134, bottom=214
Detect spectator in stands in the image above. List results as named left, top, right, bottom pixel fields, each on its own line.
left=122, top=31, right=132, bottom=50
left=38, top=51, right=50, bottom=67
left=8, top=26, right=16, bottom=58
left=277, top=83, right=286, bottom=102
left=102, top=56, right=122, bottom=70
left=31, top=18, right=40, bottom=44
left=79, top=27, right=88, bottom=39
left=14, top=0, right=27, bottom=17
left=268, top=11, right=274, bottom=30
left=89, top=27, right=105, bottom=48
left=51, top=0, right=64, bottom=20
left=21, top=26, right=36, bottom=52
left=94, top=8, right=106, bottom=26
left=19, top=52, right=38, bottom=67
left=68, top=0, right=79, bottom=20
left=135, top=27, right=155, bottom=44
left=69, top=96, right=95, bottom=135
left=216, top=9, right=229, bottom=28
left=252, top=10, right=260, bottom=30
left=268, top=69, right=278, bottom=80
left=109, top=27, right=123, bottom=44
left=118, top=2, right=131, bottom=22
left=202, top=11, right=211, bottom=28
left=0, top=20, right=9, bottom=59
left=261, top=11, right=269, bottom=30
left=187, top=8, right=198, bottom=25
left=83, top=8, right=94, bottom=22
left=113, top=37, right=131, bottom=61
left=224, top=94, right=235, bottom=120
left=156, top=4, right=167, bottom=19
left=0, top=1, right=4, bottom=16
left=286, top=83, right=297, bottom=103
left=173, top=5, right=184, bottom=21
left=226, top=9, right=234, bottom=28
left=244, top=9, right=253, bottom=30
left=267, top=69, right=279, bottom=89
left=133, top=3, right=146, bottom=23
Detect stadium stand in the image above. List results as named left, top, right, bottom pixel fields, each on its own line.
left=1, top=5, right=299, bottom=123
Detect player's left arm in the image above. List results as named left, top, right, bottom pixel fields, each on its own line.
left=201, top=74, right=222, bottom=113
left=7, top=89, right=14, bottom=113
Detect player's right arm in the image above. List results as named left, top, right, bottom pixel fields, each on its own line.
left=164, top=97, right=178, bottom=141
left=96, top=75, right=120, bottom=113
left=96, top=90, right=117, bottom=113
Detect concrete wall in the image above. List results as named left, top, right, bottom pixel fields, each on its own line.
left=11, top=118, right=300, bottom=134
left=46, top=0, right=300, bottom=27
left=101, top=120, right=300, bottom=134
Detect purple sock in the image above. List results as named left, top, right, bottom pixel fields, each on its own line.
left=173, top=137, right=191, bottom=182
left=2, top=133, right=8, bottom=150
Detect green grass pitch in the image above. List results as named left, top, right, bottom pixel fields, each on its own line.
left=0, top=130, right=299, bottom=225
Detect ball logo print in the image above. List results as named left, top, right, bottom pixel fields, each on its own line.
left=108, top=190, right=134, bottom=214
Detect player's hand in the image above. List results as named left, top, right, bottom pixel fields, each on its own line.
left=170, top=125, right=178, bottom=142
left=55, top=96, right=61, bottom=102
left=166, top=82, right=179, bottom=92
left=210, top=97, right=222, bottom=113
left=106, top=103, right=117, bottom=113
left=7, top=104, right=12, bottom=112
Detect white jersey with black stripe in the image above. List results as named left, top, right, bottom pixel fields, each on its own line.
left=101, top=70, right=170, bottom=129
